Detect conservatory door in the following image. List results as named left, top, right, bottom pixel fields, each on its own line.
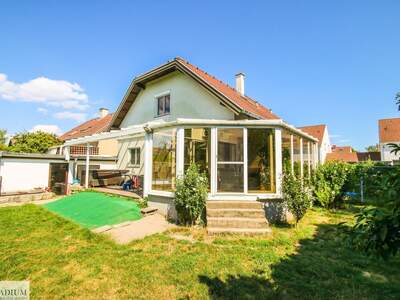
left=216, top=128, right=244, bottom=193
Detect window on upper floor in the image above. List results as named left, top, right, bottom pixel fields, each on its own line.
left=129, top=147, right=140, bottom=166
left=156, top=94, right=170, bottom=117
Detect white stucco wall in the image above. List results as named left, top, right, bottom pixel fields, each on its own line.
left=319, top=127, right=331, bottom=163
left=0, top=158, right=54, bottom=193
left=380, top=143, right=399, bottom=162
left=120, top=71, right=235, bottom=128
left=116, top=136, right=145, bottom=176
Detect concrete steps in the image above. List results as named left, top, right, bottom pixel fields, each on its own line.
left=206, top=201, right=270, bottom=235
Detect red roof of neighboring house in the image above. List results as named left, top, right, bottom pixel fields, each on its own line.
left=298, top=125, right=326, bottom=145
left=332, top=145, right=353, bottom=153
left=326, top=151, right=381, bottom=163
left=379, top=118, right=400, bottom=143
left=175, top=58, right=279, bottom=120
left=59, top=114, right=113, bottom=141
left=326, top=152, right=359, bottom=162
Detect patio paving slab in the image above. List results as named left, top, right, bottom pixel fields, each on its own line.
left=104, top=214, right=175, bottom=244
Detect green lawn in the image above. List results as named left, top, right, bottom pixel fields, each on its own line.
left=0, top=204, right=399, bottom=299
left=43, top=191, right=142, bottom=229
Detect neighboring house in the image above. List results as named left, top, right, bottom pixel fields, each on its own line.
left=54, top=108, right=117, bottom=156
left=0, top=151, right=116, bottom=195
left=379, top=118, right=400, bottom=162
left=326, top=145, right=380, bottom=163
left=298, top=124, right=331, bottom=163
left=0, top=109, right=119, bottom=195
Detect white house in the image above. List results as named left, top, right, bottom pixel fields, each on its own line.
left=379, top=118, right=400, bottom=163
left=298, top=124, right=331, bottom=163
left=0, top=152, right=116, bottom=195
left=63, top=57, right=319, bottom=232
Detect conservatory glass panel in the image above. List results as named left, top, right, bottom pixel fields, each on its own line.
left=293, top=135, right=302, bottom=177
left=184, top=128, right=211, bottom=185
left=247, top=128, right=275, bottom=193
left=303, top=140, right=310, bottom=178
left=217, top=128, right=244, bottom=192
left=282, top=130, right=292, bottom=174
left=152, top=129, right=176, bottom=191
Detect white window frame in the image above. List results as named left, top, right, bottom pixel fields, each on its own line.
left=216, top=127, right=245, bottom=194
left=154, top=90, right=171, bottom=118
left=129, top=147, right=141, bottom=166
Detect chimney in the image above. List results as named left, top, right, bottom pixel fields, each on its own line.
left=235, top=72, right=245, bottom=96
left=99, top=108, right=109, bottom=118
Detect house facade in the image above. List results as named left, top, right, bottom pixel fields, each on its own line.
left=379, top=118, right=400, bottom=162
left=64, top=57, right=318, bottom=222
left=298, top=124, right=331, bottom=163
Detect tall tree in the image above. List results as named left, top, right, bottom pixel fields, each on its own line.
left=390, top=93, right=400, bottom=154
left=0, top=129, right=7, bottom=145
left=365, top=144, right=379, bottom=152
left=9, top=131, right=62, bottom=153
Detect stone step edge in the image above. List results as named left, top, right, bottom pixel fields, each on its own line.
left=207, top=227, right=272, bottom=234
left=206, top=208, right=264, bottom=212
left=207, top=217, right=268, bottom=222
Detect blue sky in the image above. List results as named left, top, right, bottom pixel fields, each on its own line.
left=0, top=1, right=399, bottom=150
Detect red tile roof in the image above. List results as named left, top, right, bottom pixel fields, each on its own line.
left=326, top=151, right=381, bottom=162
left=332, top=145, right=353, bottom=153
left=379, top=118, right=400, bottom=143
left=59, top=114, right=113, bottom=141
left=298, top=125, right=326, bottom=145
left=326, top=152, right=359, bottom=162
left=175, top=58, right=279, bottom=120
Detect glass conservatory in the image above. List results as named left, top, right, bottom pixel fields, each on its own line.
left=144, top=119, right=318, bottom=200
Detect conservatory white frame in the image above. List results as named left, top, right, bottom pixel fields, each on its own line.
left=63, top=118, right=318, bottom=200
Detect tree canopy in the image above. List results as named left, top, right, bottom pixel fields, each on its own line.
left=8, top=131, right=62, bottom=153
left=365, top=144, right=379, bottom=152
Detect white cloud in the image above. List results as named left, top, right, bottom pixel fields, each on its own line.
left=0, top=73, right=89, bottom=110
left=54, top=111, right=86, bottom=122
left=30, top=124, right=62, bottom=135
left=37, top=107, right=48, bottom=114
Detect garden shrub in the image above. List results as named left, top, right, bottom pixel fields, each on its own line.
left=312, top=161, right=352, bottom=208
left=348, top=166, right=400, bottom=259
left=175, top=163, right=208, bottom=225
left=282, top=172, right=312, bottom=226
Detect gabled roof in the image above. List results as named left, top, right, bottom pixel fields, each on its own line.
left=110, top=57, right=280, bottom=129
left=332, top=145, right=353, bottom=153
left=379, top=118, right=400, bottom=143
left=326, top=151, right=381, bottom=163
left=59, top=114, right=113, bottom=141
left=298, top=124, right=326, bottom=145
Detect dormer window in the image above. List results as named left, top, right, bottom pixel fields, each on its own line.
left=157, top=94, right=170, bottom=116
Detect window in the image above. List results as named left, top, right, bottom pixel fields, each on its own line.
left=152, top=129, right=176, bottom=191
left=293, top=135, right=301, bottom=177
left=282, top=130, right=292, bottom=174
left=129, top=148, right=140, bottom=166
left=217, top=128, right=244, bottom=192
left=303, top=140, right=310, bottom=178
left=248, top=128, right=275, bottom=193
left=184, top=128, right=211, bottom=184
left=157, top=94, right=170, bottom=116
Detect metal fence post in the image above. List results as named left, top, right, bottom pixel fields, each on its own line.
left=360, top=177, right=364, bottom=203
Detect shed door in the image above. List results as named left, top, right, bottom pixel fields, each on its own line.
left=49, top=163, right=68, bottom=195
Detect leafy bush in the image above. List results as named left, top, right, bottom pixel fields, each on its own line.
left=312, top=161, right=352, bottom=208
left=282, top=172, right=312, bottom=226
left=9, top=131, right=62, bottom=153
left=348, top=166, right=400, bottom=259
left=348, top=205, right=400, bottom=260
left=175, top=163, right=208, bottom=225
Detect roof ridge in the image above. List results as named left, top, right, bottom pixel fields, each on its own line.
left=175, top=57, right=279, bottom=120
